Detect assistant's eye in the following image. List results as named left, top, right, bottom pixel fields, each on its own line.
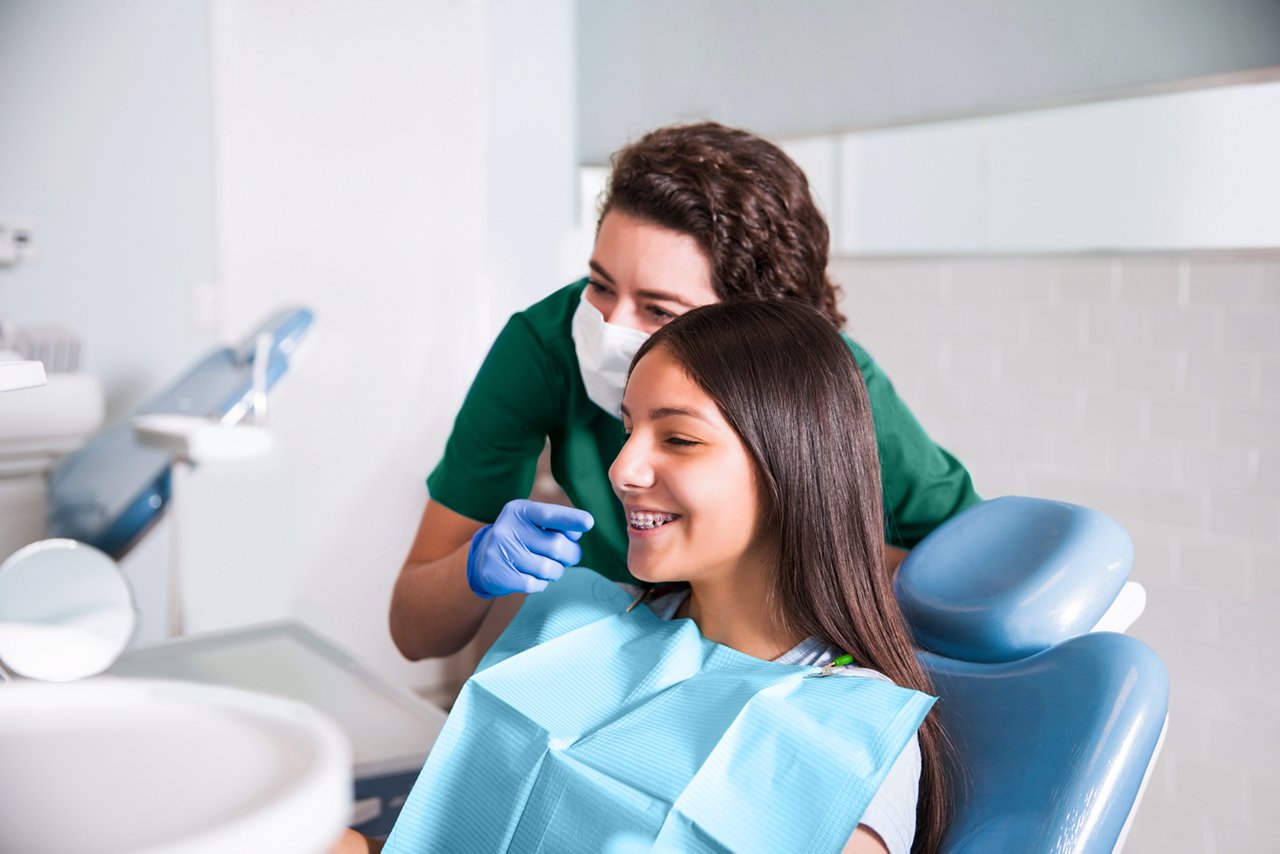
left=646, top=305, right=676, bottom=323
left=588, top=279, right=615, bottom=297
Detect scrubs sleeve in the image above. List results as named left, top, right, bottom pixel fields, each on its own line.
left=427, top=313, right=564, bottom=524
left=847, top=339, right=982, bottom=548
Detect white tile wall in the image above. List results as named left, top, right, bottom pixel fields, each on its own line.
left=832, top=253, right=1280, bottom=853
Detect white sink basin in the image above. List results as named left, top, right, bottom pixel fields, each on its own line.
left=0, top=677, right=351, bottom=854
left=0, top=370, right=103, bottom=459
left=0, top=359, right=46, bottom=393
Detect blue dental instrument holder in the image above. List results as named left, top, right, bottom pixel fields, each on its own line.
left=46, top=308, right=313, bottom=558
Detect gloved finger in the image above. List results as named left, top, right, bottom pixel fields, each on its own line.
left=515, top=500, right=594, bottom=536
left=520, top=575, right=550, bottom=595
left=518, top=526, right=584, bottom=567
left=507, top=550, right=568, bottom=583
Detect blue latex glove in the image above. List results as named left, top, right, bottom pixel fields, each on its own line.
left=466, top=499, right=595, bottom=599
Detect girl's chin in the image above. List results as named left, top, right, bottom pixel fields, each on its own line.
left=627, top=560, right=676, bottom=585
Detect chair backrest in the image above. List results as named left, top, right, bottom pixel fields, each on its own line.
left=896, top=496, right=1169, bottom=853
left=925, top=634, right=1168, bottom=852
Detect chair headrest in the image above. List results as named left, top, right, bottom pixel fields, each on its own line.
left=894, top=496, right=1132, bottom=663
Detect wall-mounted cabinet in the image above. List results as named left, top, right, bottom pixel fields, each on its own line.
left=777, top=79, right=1280, bottom=256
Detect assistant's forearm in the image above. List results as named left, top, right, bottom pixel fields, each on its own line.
left=327, top=828, right=384, bottom=854
left=390, top=542, right=494, bottom=661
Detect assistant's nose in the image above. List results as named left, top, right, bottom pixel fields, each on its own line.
left=601, top=297, right=646, bottom=330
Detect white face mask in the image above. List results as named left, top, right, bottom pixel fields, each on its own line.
left=571, top=288, right=652, bottom=419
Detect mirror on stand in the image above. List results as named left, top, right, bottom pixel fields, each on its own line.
left=0, top=539, right=136, bottom=682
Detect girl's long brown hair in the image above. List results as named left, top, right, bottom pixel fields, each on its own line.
left=635, top=300, right=950, bottom=853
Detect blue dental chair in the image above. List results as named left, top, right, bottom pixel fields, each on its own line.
left=895, top=496, right=1169, bottom=853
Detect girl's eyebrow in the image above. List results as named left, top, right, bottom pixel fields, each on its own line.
left=619, top=404, right=712, bottom=424
left=650, top=406, right=711, bottom=423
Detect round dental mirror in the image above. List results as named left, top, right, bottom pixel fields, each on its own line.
left=0, top=539, right=136, bottom=681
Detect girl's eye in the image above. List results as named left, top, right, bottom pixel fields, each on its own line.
left=665, top=437, right=699, bottom=448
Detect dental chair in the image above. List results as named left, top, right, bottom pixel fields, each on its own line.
left=894, top=496, right=1169, bottom=853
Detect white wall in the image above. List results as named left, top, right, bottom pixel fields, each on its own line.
left=484, top=0, right=580, bottom=326
left=0, top=0, right=218, bottom=421
left=184, top=0, right=580, bottom=691
left=2, top=0, right=579, bottom=691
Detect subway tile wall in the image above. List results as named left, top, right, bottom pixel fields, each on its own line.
left=831, top=255, right=1280, bottom=853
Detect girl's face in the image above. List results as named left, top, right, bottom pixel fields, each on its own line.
left=609, top=346, right=774, bottom=585
left=586, top=210, right=719, bottom=334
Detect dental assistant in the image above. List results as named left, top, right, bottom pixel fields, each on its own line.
left=390, top=122, right=980, bottom=662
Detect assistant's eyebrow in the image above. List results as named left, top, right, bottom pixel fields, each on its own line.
left=588, top=260, right=615, bottom=284
left=587, top=261, right=701, bottom=308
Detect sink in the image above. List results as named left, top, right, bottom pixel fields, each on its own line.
left=0, top=677, right=351, bottom=854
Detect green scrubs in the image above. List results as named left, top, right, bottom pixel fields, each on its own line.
left=428, top=280, right=980, bottom=584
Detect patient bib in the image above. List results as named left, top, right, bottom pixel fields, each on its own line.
left=385, top=570, right=934, bottom=853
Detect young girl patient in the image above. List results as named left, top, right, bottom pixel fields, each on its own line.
left=344, top=301, right=949, bottom=854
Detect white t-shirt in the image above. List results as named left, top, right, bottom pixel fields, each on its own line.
left=642, top=587, right=921, bottom=854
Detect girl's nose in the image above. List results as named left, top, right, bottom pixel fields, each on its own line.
left=609, top=433, right=654, bottom=492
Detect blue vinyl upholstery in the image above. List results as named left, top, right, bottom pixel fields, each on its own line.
left=896, top=496, right=1133, bottom=663
left=897, top=496, right=1168, bottom=853
left=926, top=634, right=1168, bottom=852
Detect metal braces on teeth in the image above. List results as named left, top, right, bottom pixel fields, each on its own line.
left=629, top=512, right=678, bottom=530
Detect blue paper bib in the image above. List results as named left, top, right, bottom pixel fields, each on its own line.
left=386, top=569, right=933, bottom=853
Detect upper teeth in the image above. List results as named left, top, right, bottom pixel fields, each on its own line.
left=629, top=511, right=678, bottom=529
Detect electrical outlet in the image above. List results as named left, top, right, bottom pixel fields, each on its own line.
left=0, top=219, right=34, bottom=268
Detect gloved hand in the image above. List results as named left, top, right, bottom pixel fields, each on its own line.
left=466, top=499, right=595, bottom=599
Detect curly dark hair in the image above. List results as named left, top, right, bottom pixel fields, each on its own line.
left=599, top=122, right=846, bottom=329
